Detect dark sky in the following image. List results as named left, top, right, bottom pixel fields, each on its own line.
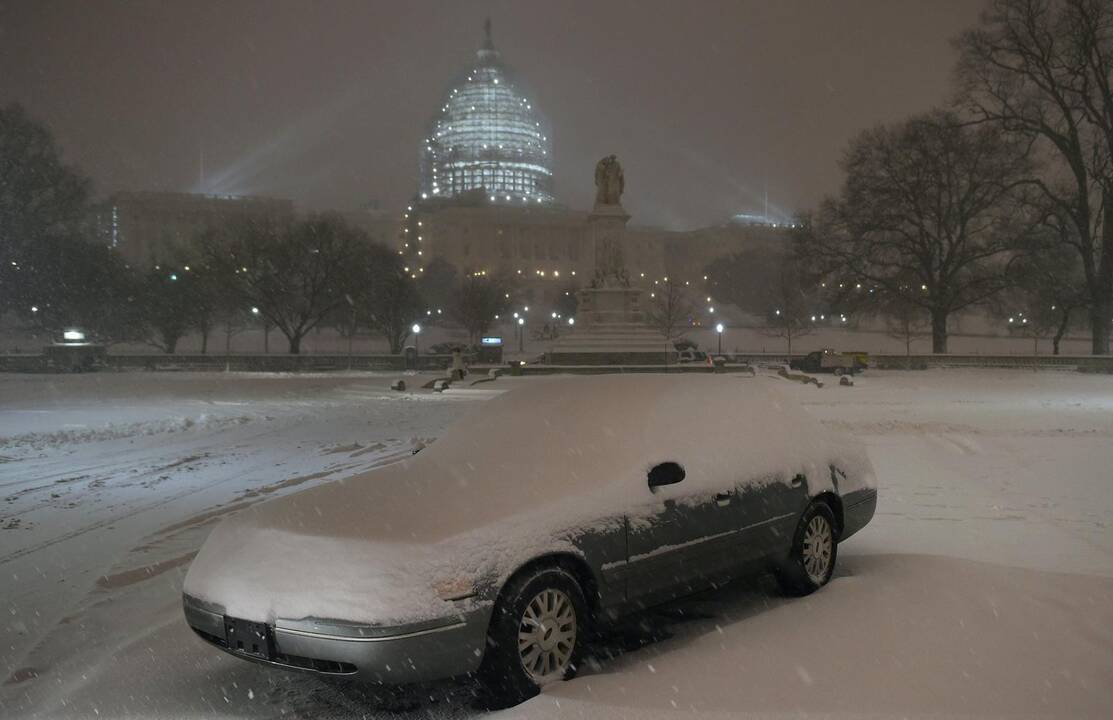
left=1, top=0, right=983, bottom=230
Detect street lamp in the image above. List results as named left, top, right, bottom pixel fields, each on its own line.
left=251, top=307, right=269, bottom=354
left=517, top=317, right=525, bottom=353
left=715, top=322, right=725, bottom=355
left=412, top=323, right=422, bottom=355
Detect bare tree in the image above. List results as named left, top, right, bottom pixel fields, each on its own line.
left=448, top=273, right=511, bottom=346
left=760, top=254, right=817, bottom=358
left=139, top=266, right=193, bottom=354
left=1002, top=216, right=1089, bottom=354
left=884, top=294, right=931, bottom=357
left=0, top=104, right=90, bottom=279
left=202, top=213, right=366, bottom=354
left=956, top=0, right=1113, bottom=354
left=802, top=110, right=1028, bottom=353
left=708, top=249, right=816, bottom=356
left=645, top=277, right=694, bottom=341
left=358, top=244, right=424, bottom=354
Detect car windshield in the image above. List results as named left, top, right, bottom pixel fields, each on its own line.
left=3, top=2, right=1112, bottom=718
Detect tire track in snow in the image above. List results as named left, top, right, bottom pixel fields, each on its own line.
left=0, top=454, right=380, bottom=567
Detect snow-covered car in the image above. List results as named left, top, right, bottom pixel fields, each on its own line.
left=790, top=348, right=867, bottom=376
left=182, top=375, right=877, bottom=703
left=676, top=349, right=709, bottom=364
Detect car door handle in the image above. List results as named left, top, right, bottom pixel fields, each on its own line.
left=715, top=492, right=732, bottom=507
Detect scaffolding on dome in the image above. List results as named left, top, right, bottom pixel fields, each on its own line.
left=419, top=20, right=555, bottom=205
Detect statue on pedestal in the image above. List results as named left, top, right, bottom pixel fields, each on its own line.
left=594, top=154, right=624, bottom=207
left=591, top=154, right=629, bottom=287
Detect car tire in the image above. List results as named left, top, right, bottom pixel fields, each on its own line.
left=834, top=367, right=845, bottom=376
left=776, top=502, right=838, bottom=596
left=476, top=565, right=589, bottom=708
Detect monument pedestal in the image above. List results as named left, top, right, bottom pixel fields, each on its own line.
left=547, top=204, right=676, bottom=365
left=548, top=287, right=676, bottom=365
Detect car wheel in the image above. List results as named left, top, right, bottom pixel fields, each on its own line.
left=777, top=502, right=838, bottom=596
left=834, top=367, right=845, bottom=376
left=477, top=565, right=588, bottom=708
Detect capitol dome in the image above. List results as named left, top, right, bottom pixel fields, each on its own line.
left=419, top=21, right=555, bottom=205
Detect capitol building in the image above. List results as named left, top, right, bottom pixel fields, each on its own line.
left=401, top=22, right=786, bottom=311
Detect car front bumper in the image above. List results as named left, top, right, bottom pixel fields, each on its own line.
left=183, top=594, right=491, bottom=684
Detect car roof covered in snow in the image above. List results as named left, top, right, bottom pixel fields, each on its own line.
left=230, top=375, right=842, bottom=544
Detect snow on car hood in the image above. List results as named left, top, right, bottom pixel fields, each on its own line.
left=184, top=375, right=875, bottom=625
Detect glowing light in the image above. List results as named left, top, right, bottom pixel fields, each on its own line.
left=715, top=323, right=724, bottom=334
left=412, top=323, right=422, bottom=334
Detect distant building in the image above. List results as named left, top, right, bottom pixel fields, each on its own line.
left=94, top=191, right=295, bottom=267
left=398, top=21, right=791, bottom=317
left=335, top=201, right=398, bottom=246
left=408, top=201, right=787, bottom=309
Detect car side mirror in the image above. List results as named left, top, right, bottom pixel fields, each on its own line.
left=648, top=462, right=686, bottom=491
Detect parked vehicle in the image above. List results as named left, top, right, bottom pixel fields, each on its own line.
left=183, top=375, right=877, bottom=704
left=790, top=348, right=867, bottom=375
left=677, top=349, right=708, bottom=364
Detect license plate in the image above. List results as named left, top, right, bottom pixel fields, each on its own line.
left=224, top=617, right=273, bottom=660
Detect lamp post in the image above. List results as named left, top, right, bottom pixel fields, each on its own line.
left=517, top=317, right=525, bottom=353
left=412, top=323, right=422, bottom=356
left=252, top=307, right=269, bottom=354
left=715, top=322, right=724, bottom=355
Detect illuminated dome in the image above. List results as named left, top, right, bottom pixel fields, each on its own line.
left=420, top=21, right=555, bottom=205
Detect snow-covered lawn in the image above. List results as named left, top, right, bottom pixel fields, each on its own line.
left=1, top=369, right=1111, bottom=718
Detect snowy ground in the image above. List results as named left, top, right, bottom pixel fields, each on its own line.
left=1, top=368, right=1111, bottom=718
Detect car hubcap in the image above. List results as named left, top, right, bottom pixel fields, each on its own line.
left=802, top=515, right=833, bottom=584
left=517, top=588, right=576, bottom=684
